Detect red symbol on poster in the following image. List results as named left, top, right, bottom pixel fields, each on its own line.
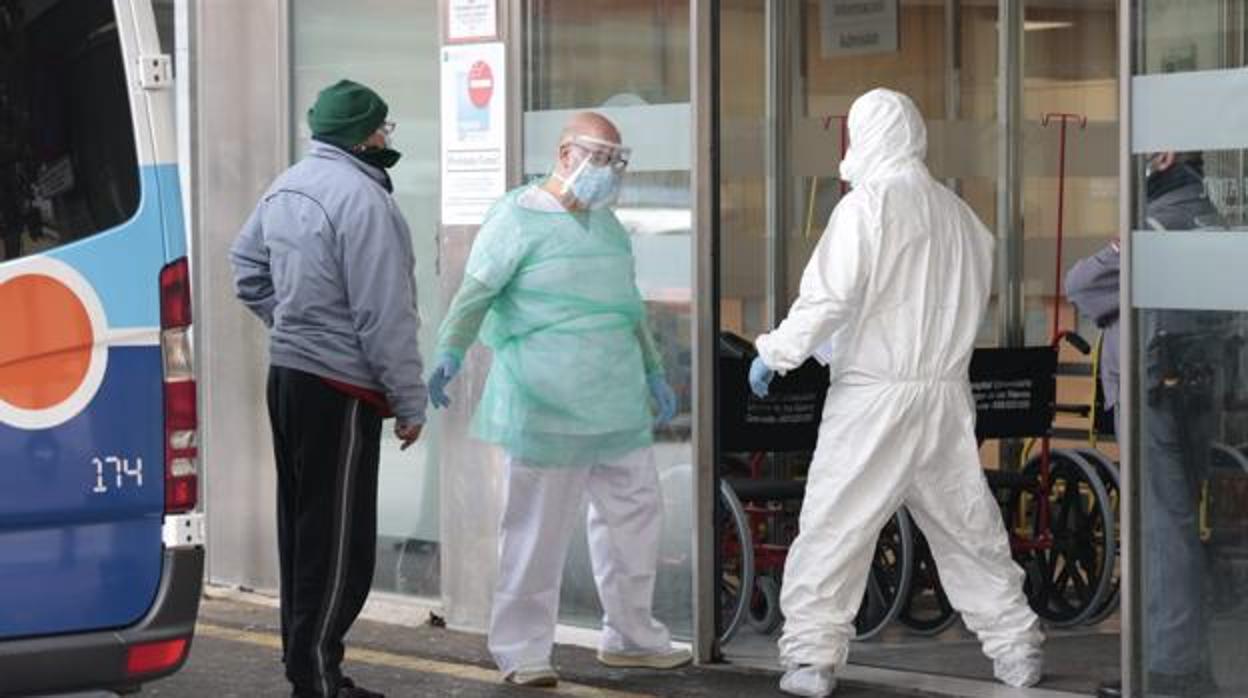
left=468, top=60, right=494, bottom=109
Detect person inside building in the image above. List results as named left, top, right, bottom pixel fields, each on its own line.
left=1068, top=150, right=1228, bottom=698
left=747, top=88, right=1044, bottom=697
left=230, top=79, right=428, bottom=698
left=426, top=111, right=686, bottom=687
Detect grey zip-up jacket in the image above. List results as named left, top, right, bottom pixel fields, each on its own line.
left=1065, top=243, right=1120, bottom=409
left=230, top=141, right=428, bottom=424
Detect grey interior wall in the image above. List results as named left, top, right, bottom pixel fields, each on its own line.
left=191, top=0, right=288, bottom=592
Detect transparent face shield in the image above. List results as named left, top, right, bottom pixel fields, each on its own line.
left=555, top=134, right=632, bottom=196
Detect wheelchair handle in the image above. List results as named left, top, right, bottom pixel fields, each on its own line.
left=1057, top=330, right=1092, bottom=355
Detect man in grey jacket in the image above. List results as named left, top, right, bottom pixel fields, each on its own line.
left=230, top=79, right=427, bottom=698
left=1068, top=151, right=1227, bottom=697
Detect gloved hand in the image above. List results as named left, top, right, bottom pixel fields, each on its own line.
left=648, top=374, right=678, bottom=425
left=428, top=353, right=462, bottom=409
left=748, top=356, right=775, bottom=398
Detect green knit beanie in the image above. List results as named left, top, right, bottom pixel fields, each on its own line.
left=307, top=79, right=388, bottom=148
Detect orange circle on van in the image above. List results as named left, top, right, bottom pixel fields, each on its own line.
left=0, top=274, right=94, bottom=410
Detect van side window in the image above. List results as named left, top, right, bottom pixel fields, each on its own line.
left=0, top=0, right=140, bottom=263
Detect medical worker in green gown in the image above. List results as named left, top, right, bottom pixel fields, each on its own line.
left=427, top=112, right=690, bottom=687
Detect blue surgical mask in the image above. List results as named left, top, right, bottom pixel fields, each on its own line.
left=564, top=161, right=622, bottom=210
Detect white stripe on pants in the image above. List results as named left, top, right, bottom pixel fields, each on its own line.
left=488, top=447, right=672, bottom=674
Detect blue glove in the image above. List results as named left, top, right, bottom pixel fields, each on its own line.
left=648, top=374, right=678, bottom=425
left=428, top=353, right=462, bottom=409
left=748, top=356, right=775, bottom=398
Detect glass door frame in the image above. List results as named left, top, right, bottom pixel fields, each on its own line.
left=1116, top=1, right=1136, bottom=694
left=690, top=0, right=720, bottom=665
left=1116, top=1, right=1248, bottom=693
left=689, top=0, right=1041, bottom=664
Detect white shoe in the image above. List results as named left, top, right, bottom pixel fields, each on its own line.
left=504, top=666, right=559, bottom=687
left=596, top=647, right=692, bottom=669
left=994, top=650, right=1043, bottom=688
left=780, top=665, right=837, bottom=697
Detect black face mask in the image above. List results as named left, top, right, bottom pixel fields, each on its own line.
left=355, top=147, right=402, bottom=170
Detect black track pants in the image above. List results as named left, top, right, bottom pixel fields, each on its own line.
left=267, top=366, right=381, bottom=697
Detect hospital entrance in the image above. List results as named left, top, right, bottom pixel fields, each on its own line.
left=708, top=1, right=1121, bottom=692
left=466, top=1, right=1248, bottom=694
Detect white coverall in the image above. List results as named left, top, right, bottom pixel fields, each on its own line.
left=756, top=89, right=1043, bottom=681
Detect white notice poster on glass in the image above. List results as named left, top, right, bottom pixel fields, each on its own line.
left=440, top=42, right=506, bottom=226
left=821, top=0, right=899, bottom=58
left=446, top=0, right=497, bottom=42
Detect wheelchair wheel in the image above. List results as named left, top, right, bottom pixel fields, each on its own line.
left=1212, top=442, right=1248, bottom=473
left=1014, top=449, right=1116, bottom=627
left=853, top=508, right=915, bottom=640
left=748, top=574, right=784, bottom=635
left=897, top=523, right=958, bottom=636
left=718, top=479, right=754, bottom=646
left=1075, top=448, right=1121, bottom=627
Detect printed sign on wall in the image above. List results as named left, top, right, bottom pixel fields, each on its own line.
left=446, top=0, right=497, bottom=42
left=440, top=42, right=506, bottom=226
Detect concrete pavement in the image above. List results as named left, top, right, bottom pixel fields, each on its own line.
left=139, top=597, right=919, bottom=698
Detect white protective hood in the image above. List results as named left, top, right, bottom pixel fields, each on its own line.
left=838, top=88, right=928, bottom=186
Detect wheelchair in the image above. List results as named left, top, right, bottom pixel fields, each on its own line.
left=715, top=328, right=1125, bottom=645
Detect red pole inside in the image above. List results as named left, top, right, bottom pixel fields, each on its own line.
left=1038, top=113, right=1085, bottom=539
left=1043, top=112, right=1086, bottom=343
left=1052, top=118, right=1067, bottom=342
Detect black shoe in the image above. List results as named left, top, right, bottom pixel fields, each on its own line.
left=1097, top=679, right=1122, bottom=697
left=338, top=677, right=384, bottom=698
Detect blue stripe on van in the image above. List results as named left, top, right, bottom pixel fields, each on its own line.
left=154, top=164, right=188, bottom=261
left=47, top=165, right=182, bottom=329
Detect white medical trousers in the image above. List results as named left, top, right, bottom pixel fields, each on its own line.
left=778, top=381, right=1042, bottom=669
left=488, top=447, right=672, bottom=674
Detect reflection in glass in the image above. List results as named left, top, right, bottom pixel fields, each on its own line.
left=1136, top=150, right=1248, bottom=695
left=1133, top=3, right=1248, bottom=691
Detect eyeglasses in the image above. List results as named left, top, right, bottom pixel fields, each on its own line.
left=380, top=121, right=396, bottom=135
left=567, top=135, right=631, bottom=173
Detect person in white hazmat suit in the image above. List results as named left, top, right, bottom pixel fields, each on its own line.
left=748, top=88, right=1045, bottom=697
left=426, top=112, right=690, bottom=687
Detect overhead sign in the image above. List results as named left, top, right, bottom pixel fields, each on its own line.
left=446, top=0, right=497, bottom=42
left=821, top=0, right=899, bottom=58
left=440, top=42, right=507, bottom=226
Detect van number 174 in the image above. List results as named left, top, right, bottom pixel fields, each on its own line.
left=92, top=456, right=143, bottom=493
